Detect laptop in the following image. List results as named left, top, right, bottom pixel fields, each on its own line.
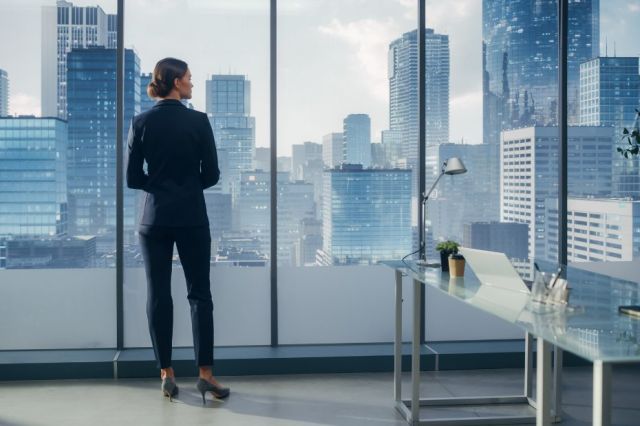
left=458, top=247, right=530, bottom=294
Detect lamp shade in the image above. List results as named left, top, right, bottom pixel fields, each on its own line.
left=443, top=157, right=467, bottom=175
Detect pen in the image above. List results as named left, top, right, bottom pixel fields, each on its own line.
left=550, top=266, right=562, bottom=288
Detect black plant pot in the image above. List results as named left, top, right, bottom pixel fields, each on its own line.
left=440, top=251, right=450, bottom=272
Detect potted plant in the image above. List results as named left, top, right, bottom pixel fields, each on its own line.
left=435, top=240, right=459, bottom=272
left=448, top=253, right=465, bottom=277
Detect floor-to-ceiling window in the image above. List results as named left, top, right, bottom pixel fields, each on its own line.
left=122, top=1, right=272, bottom=349
left=0, top=0, right=118, bottom=350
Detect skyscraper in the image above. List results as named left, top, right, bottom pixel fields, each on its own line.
left=380, top=129, right=403, bottom=167
left=500, top=126, right=613, bottom=260
left=41, top=1, right=116, bottom=119
left=0, top=117, right=68, bottom=237
left=206, top=75, right=255, bottom=192
left=579, top=56, right=640, bottom=197
left=343, top=114, right=371, bottom=168
left=320, top=164, right=412, bottom=265
left=483, top=0, right=599, bottom=143
left=389, top=28, right=449, bottom=163
left=322, top=132, right=343, bottom=168
left=545, top=198, right=640, bottom=262
left=66, top=47, right=140, bottom=242
left=278, top=181, right=316, bottom=265
left=0, top=69, right=8, bottom=117
left=291, top=141, right=322, bottom=181
left=234, top=171, right=289, bottom=256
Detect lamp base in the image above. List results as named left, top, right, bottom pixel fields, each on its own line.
left=415, top=259, right=441, bottom=268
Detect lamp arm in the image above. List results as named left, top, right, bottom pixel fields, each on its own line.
left=422, top=171, right=445, bottom=203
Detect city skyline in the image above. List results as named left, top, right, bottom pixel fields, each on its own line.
left=0, top=0, right=639, bottom=269
left=1, top=0, right=637, bottom=156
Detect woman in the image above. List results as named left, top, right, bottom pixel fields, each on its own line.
left=125, top=57, right=229, bottom=404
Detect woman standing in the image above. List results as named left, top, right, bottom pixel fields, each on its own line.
left=125, top=57, right=229, bottom=404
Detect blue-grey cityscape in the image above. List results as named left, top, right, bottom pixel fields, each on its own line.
left=0, top=0, right=638, bottom=269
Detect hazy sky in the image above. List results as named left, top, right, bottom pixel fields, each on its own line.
left=1, top=0, right=638, bottom=156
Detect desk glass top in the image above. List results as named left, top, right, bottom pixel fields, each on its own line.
left=381, top=260, right=640, bottom=363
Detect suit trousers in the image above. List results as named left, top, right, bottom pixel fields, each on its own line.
left=138, top=225, right=213, bottom=369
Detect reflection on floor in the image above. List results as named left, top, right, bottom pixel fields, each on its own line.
left=0, top=366, right=638, bottom=425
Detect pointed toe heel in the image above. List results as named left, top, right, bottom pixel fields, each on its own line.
left=161, top=378, right=179, bottom=401
left=196, top=378, right=230, bottom=404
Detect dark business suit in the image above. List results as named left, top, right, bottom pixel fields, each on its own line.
left=125, top=99, right=220, bottom=369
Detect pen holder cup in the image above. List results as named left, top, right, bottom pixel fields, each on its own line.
left=532, top=270, right=570, bottom=305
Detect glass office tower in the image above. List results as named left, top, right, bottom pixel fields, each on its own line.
left=206, top=74, right=256, bottom=194
left=41, top=1, right=117, bottom=119
left=320, top=164, right=412, bottom=265
left=0, top=69, right=8, bottom=117
left=483, top=0, right=599, bottom=144
left=389, top=28, right=450, bottom=162
left=0, top=117, right=68, bottom=237
left=500, top=126, right=613, bottom=260
left=66, top=47, right=140, bottom=250
left=342, top=114, right=371, bottom=168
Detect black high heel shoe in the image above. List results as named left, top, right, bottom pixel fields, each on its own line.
left=161, top=377, right=179, bottom=401
left=196, top=378, right=230, bottom=404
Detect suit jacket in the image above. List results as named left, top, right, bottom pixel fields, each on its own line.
left=125, top=99, right=220, bottom=227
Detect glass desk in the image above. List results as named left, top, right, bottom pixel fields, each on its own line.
left=382, top=260, right=640, bottom=426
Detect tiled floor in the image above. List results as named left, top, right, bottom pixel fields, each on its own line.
left=0, top=366, right=638, bottom=425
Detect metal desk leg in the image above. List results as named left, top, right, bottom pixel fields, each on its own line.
left=411, top=278, right=422, bottom=423
left=593, top=361, right=612, bottom=426
left=537, top=339, right=552, bottom=426
left=394, top=270, right=403, bottom=403
left=525, top=333, right=534, bottom=400
left=553, top=347, right=563, bottom=417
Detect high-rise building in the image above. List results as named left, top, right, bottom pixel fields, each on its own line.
left=41, top=1, right=116, bottom=119
left=545, top=198, right=640, bottom=262
left=428, top=143, right=500, bottom=242
left=343, top=114, right=371, bottom=168
left=322, top=132, right=343, bottom=168
left=255, top=147, right=270, bottom=171
left=380, top=129, right=403, bottom=167
left=278, top=181, right=316, bottom=265
left=291, top=141, right=322, bottom=181
left=389, top=28, right=449, bottom=163
left=294, top=218, right=323, bottom=266
left=206, top=75, right=255, bottom=192
left=320, top=164, right=412, bottom=265
left=0, top=69, right=8, bottom=117
left=500, top=126, right=613, bottom=260
left=0, top=117, right=68, bottom=237
left=204, top=192, right=232, bottom=250
left=139, top=72, right=156, bottom=113
left=234, top=171, right=300, bottom=257
left=66, top=47, right=140, bottom=243
left=463, top=221, right=529, bottom=260
left=483, top=0, right=599, bottom=144
left=579, top=56, right=640, bottom=197
left=234, top=170, right=271, bottom=254
left=371, top=143, right=386, bottom=168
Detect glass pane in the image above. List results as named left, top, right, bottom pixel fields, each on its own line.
left=123, top=1, right=271, bottom=348
left=566, top=0, right=640, bottom=273
left=278, top=0, right=415, bottom=268
left=277, top=0, right=417, bottom=344
left=0, top=0, right=117, bottom=349
left=427, top=0, right=560, bottom=279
